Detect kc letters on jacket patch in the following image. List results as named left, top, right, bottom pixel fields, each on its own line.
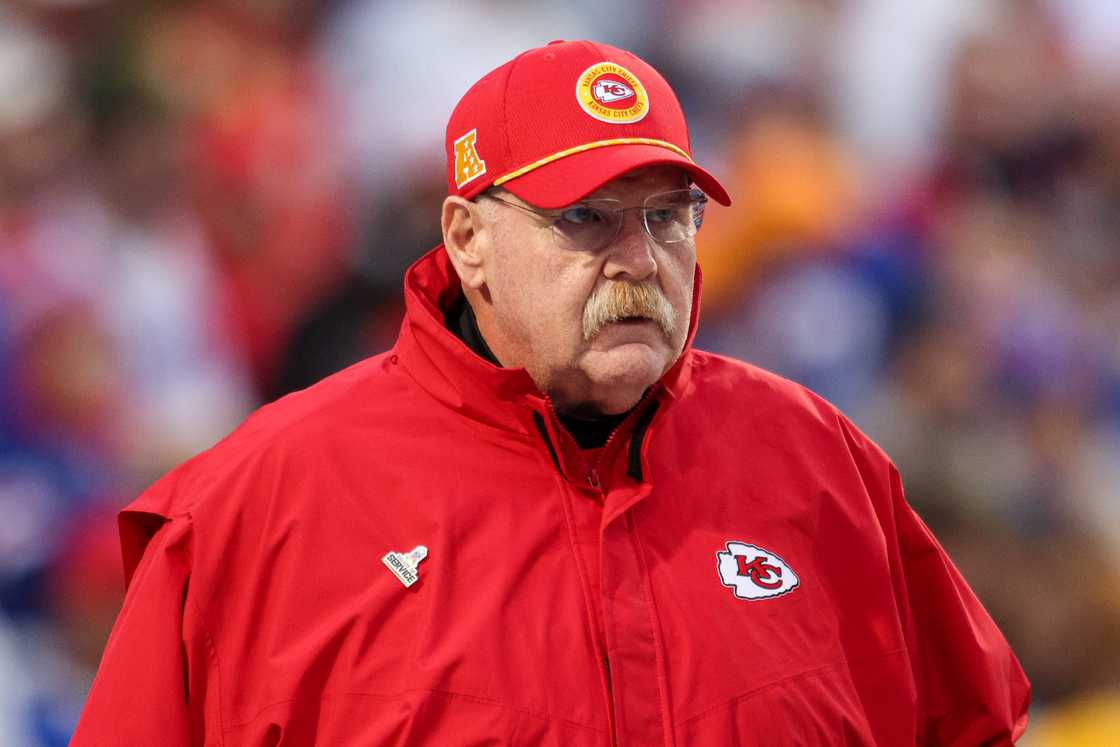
left=716, top=541, right=800, bottom=600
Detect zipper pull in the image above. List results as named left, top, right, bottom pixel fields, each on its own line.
left=587, top=466, right=601, bottom=489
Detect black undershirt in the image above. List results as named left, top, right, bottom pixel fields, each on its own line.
left=445, top=295, right=627, bottom=448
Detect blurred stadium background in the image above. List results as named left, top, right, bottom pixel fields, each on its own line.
left=1, top=0, right=1118, bottom=743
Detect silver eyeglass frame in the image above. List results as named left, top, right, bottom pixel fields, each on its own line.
left=477, top=187, right=707, bottom=253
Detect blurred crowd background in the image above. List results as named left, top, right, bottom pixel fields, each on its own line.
left=1, top=0, right=1118, bottom=743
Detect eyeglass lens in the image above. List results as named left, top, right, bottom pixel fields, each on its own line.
left=550, top=189, right=705, bottom=252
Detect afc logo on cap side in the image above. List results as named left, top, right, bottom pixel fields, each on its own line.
left=576, top=62, right=649, bottom=124
left=716, top=541, right=800, bottom=601
left=453, top=129, right=487, bottom=189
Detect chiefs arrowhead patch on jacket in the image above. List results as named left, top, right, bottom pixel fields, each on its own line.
left=716, top=541, right=800, bottom=601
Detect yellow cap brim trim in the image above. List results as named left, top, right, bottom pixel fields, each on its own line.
left=492, top=138, right=692, bottom=187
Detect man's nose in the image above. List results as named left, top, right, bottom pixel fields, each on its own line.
left=603, top=211, right=657, bottom=281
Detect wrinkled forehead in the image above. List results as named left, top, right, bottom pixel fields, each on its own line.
left=584, top=165, right=691, bottom=202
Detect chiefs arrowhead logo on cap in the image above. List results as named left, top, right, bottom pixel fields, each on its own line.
left=716, top=541, right=800, bottom=601
left=593, top=79, right=634, bottom=103
left=576, top=62, right=649, bottom=124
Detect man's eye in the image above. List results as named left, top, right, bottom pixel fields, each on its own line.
left=558, top=205, right=604, bottom=225
left=647, top=207, right=675, bottom=224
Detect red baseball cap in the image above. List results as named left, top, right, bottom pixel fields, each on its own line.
left=445, top=40, right=731, bottom=209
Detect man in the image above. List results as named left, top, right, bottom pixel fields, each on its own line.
left=73, top=41, right=1029, bottom=745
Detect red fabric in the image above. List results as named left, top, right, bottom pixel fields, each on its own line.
left=73, top=247, right=1029, bottom=745
left=444, top=40, right=731, bottom=208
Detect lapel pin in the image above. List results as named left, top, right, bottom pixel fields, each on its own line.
left=382, top=545, right=428, bottom=588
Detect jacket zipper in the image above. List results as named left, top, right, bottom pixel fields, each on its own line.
left=604, top=656, right=618, bottom=746
left=540, top=389, right=659, bottom=493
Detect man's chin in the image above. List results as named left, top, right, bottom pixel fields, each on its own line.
left=579, top=345, right=672, bottom=407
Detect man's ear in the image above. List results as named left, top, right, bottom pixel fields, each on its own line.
left=442, top=196, right=488, bottom=290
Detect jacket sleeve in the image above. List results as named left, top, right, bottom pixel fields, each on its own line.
left=837, top=416, right=1030, bottom=745
left=70, top=507, right=218, bottom=746
left=889, top=463, right=1031, bottom=745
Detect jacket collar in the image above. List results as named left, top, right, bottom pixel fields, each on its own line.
left=395, top=245, right=701, bottom=438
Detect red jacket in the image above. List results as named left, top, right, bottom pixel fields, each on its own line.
left=73, top=247, right=1029, bottom=746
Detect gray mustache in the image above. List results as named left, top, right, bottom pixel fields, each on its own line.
left=582, top=281, right=676, bottom=342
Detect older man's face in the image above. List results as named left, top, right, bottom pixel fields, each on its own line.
left=475, top=166, right=696, bottom=415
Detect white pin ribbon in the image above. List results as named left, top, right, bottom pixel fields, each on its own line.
left=382, top=545, right=428, bottom=588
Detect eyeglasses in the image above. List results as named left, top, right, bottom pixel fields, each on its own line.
left=479, top=188, right=708, bottom=253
